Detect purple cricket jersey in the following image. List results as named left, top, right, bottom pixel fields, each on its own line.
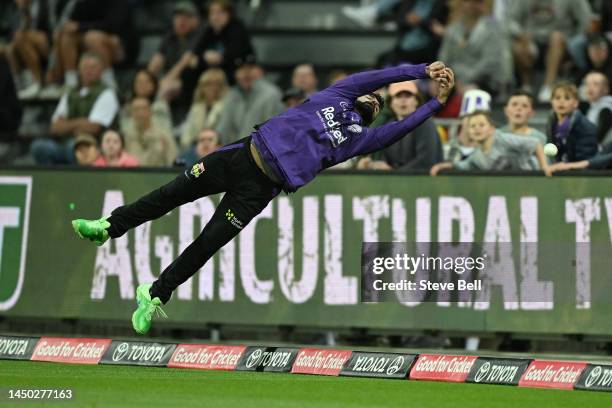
left=251, top=64, right=443, bottom=192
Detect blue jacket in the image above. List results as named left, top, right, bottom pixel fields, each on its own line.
left=251, top=64, right=443, bottom=192
left=546, top=109, right=598, bottom=162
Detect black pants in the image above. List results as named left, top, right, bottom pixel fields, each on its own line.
left=107, top=137, right=281, bottom=303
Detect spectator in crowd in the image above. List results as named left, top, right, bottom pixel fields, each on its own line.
left=582, top=35, right=612, bottom=83
left=9, top=0, right=52, bottom=99
left=216, top=55, right=283, bottom=145
left=149, top=2, right=201, bottom=105
left=178, top=0, right=254, bottom=106
left=291, top=63, right=318, bottom=96
left=32, top=52, right=118, bottom=164
left=0, top=53, right=23, bottom=136
left=550, top=139, right=612, bottom=171
left=120, top=69, right=172, bottom=132
left=583, top=71, right=612, bottom=143
left=122, top=97, right=177, bottom=167
left=282, top=87, right=306, bottom=110
left=180, top=68, right=228, bottom=151
left=178, top=128, right=221, bottom=166
left=438, top=0, right=510, bottom=96
left=49, top=0, right=136, bottom=91
left=502, top=90, right=547, bottom=143
left=358, top=80, right=442, bottom=170
left=444, top=89, right=491, bottom=161
left=73, top=133, right=100, bottom=166
left=502, top=90, right=546, bottom=169
left=430, top=110, right=550, bottom=174
left=377, top=0, right=449, bottom=67
left=546, top=81, right=598, bottom=162
left=508, top=0, right=593, bottom=102
left=93, top=129, right=139, bottom=167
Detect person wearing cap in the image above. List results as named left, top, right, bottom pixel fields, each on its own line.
left=358, top=80, right=442, bottom=171
left=73, top=133, right=100, bottom=166
left=282, top=87, right=306, bottom=110
left=215, top=55, right=283, bottom=144
left=72, top=62, right=454, bottom=335
left=148, top=1, right=201, bottom=82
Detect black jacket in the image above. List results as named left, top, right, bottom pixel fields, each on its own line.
left=191, top=18, right=254, bottom=79
left=378, top=117, right=443, bottom=170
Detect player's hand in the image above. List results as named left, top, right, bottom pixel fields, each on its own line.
left=549, top=162, right=571, bottom=173
left=426, top=61, right=446, bottom=80
left=435, top=68, right=454, bottom=105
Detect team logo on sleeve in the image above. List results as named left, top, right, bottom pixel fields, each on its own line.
left=347, top=124, right=363, bottom=134
left=190, top=163, right=205, bottom=178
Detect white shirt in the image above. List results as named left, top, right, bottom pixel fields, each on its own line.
left=52, top=87, right=119, bottom=126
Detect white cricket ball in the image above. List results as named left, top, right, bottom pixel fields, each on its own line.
left=543, top=143, right=558, bottom=157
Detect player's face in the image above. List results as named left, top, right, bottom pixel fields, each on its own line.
left=468, top=114, right=494, bottom=143
left=101, top=131, right=122, bottom=158
left=356, top=94, right=381, bottom=117
left=551, top=90, right=578, bottom=117
left=504, top=96, right=533, bottom=127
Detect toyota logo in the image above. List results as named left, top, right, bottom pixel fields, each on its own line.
left=339, top=101, right=350, bottom=110
left=112, top=342, right=130, bottom=361
left=386, top=356, right=404, bottom=375
left=585, top=366, right=602, bottom=388
left=474, top=362, right=491, bottom=383
left=246, top=349, right=263, bottom=368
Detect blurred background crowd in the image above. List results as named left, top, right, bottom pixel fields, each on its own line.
left=0, top=0, right=611, bottom=175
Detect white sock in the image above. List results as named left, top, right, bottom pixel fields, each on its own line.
left=65, top=70, right=78, bottom=88
left=101, top=68, right=117, bottom=89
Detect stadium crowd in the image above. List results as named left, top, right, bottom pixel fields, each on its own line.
left=1, top=0, right=612, bottom=174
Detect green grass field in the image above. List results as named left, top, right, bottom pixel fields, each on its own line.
left=1, top=360, right=612, bottom=408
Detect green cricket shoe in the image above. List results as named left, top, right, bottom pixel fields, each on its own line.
left=132, top=283, right=167, bottom=335
left=71, top=218, right=110, bottom=246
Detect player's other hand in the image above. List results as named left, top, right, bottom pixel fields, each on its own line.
left=426, top=61, right=446, bottom=80
left=435, top=68, right=455, bottom=105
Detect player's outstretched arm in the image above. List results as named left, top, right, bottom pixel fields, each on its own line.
left=322, top=61, right=447, bottom=100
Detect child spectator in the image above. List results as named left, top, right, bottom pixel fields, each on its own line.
left=546, top=81, right=598, bottom=162
left=73, top=133, right=100, bottom=166
left=282, top=87, right=306, bottom=110
left=502, top=90, right=546, bottom=169
left=93, top=129, right=139, bottom=167
left=583, top=71, right=612, bottom=143
left=178, top=128, right=220, bottom=166
left=430, top=110, right=550, bottom=175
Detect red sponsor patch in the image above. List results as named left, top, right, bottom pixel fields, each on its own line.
left=168, top=344, right=246, bottom=370
left=31, top=337, right=111, bottom=365
left=519, top=360, right=587, bottom=389
left=409, top=354, right=478, bottom=382
left=291, top=348, right=352, bottom=376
